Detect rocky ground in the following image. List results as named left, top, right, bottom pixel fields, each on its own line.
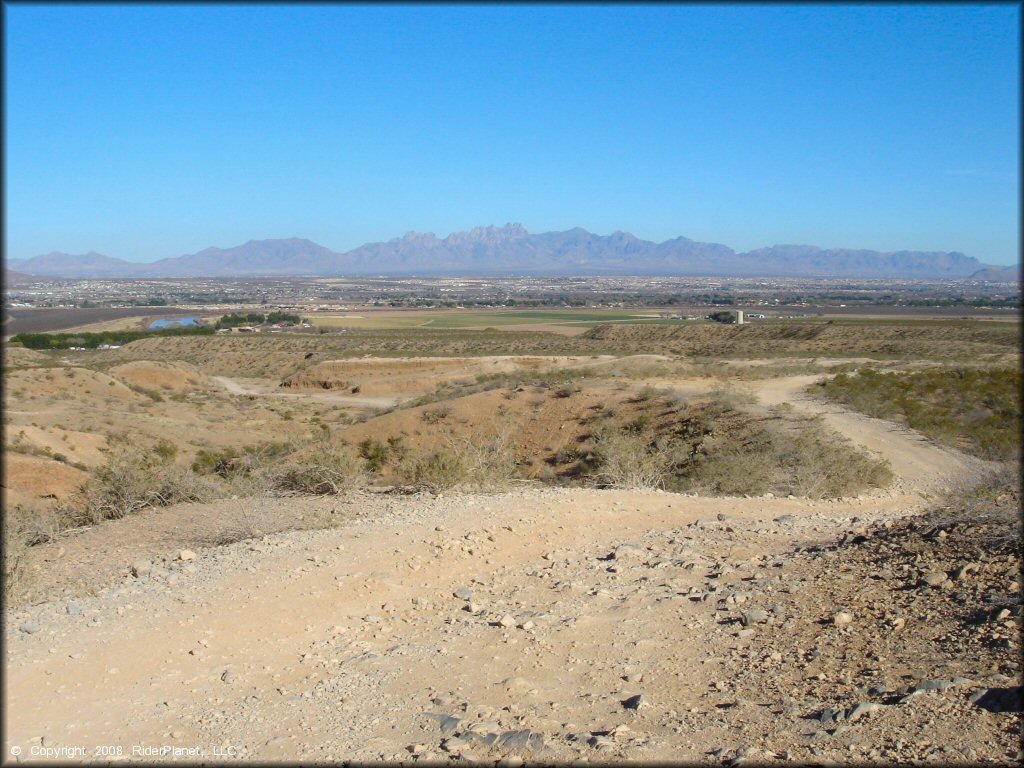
left=5, top=474, right=1020, bottom=764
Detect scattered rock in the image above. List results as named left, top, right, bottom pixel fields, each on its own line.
left=818, top=707, right=846, bottom=724
left=178, top=549, right=197, bottom=562
left=913, top=677, right=966, bottom=694
left=131, top=560, right=151, bottom=578
left=845, top=702, right=882, bottom=722
left=832, top=611, right=854, bottom=626
left=740, top=609, right=770, bottom=626
left=954, top=562, right=980, bottom=580
left=495, top=729, right=544, bottom=753
left=612, top=544, right=643, bottom=560
left=621, top=694, right=648, bottom=710
left=441, top=735, right=471, bottom=753
left=19, top=622, right=41, bottom=635
left=587, top=734, right=614, bottom=750
left=968, top=687, right=1023, bottom=713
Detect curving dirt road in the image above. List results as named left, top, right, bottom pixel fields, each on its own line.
left=740, top=375, right=995, bottom=496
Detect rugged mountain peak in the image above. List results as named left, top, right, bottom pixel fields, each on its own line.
left=446, top=223, right=529, bottom=245
left=398, top=231, right=441, bottom=244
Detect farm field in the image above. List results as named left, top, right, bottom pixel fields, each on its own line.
left=307, top=308, right=674, bottom=330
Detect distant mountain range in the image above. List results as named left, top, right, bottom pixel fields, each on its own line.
left=6, top=224, right=1017, bottom=280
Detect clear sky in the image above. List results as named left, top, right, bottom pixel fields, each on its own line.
left=4, top=3, right=1020, bottom=265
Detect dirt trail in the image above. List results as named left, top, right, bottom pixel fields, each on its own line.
left=5, top=372, right=1009, bottom=763
left=740, top=375, right=994, bottom=495
left=643, top=371, right=992, bottom=496
left=211, top=376, right=400, bottom=409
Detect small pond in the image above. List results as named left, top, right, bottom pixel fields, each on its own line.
left=148, top=316, right=199, bottom=329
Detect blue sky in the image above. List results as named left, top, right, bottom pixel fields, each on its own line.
left=4, top=3, right=1020, bottom=265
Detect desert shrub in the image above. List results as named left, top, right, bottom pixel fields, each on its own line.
left=3, top=507, right=40, bottom=600
left=447, top=428, right=518, bottom=491
left=669, top=417, right=892, bottom=499
left=551, top=446, right=581, bottom=464
left=191, top=440, right=294, bottom=477
left=421, top=405, right=451, bottom=424
left=589, top=427, right=672, bottom=490
left=679, top=432, right=776, bottom=495
left=399, top=423, right=517, bottom=492
left=124, top=382, right=164, bottom=402
left=706, top=385, right=758, bottom=414
left=631, top=385, right=659, bottom=403
left=387, top=435, right=410, bottom=462
left=359, top=437, right=390, bottom=472
left=6, top=503, right=66, bottom=548
left=270, top=440, right=366, bottom=494
left=192, top=447, right=241, bottom=475
left=152, top=438, right=178, bottom=461
left=780, top=422, right=893, bottom=498
left=624, top=413, right=653, bottom=433
left=667, top=393, right=690, bottom=413
left=78, top=447, right=221, bottom=522
left=398, top=451, right=468, bottom=491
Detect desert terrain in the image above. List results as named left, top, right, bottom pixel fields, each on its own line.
left=2, top=317, right=1020, bottom=764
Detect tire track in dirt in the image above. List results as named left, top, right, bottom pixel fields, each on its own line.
left=211, top=375, right=400, bottom=408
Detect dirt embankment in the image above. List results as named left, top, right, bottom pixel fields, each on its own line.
left=107, top=361, right=213, bottom=393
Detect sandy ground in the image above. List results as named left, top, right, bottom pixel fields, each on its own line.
left=6, top=367, right=1017, bottom=764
